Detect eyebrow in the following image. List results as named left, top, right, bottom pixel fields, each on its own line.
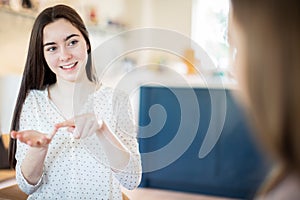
left=43, top=34, right=80, bottom=47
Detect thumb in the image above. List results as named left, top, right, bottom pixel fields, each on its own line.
left=73, top=127, right=81, bottom=139
left=98, top=119, right=103, bottom=129
left=67, top=126, right=75, bottom=133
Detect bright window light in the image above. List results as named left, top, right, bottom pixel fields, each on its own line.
left=192, top=0, right=230, bottom=69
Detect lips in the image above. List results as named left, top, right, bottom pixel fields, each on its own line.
left=60, top=62, right=78, bottom=70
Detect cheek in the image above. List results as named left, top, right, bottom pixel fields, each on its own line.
left=235, top=51, right=246, bottom=86
left=80, top=50, right=88, bottom=62
left=78, top=45, right=89, bottom=61
left=44, top=53, right=58, bottom=71
left=231, top=29, right=248, bottom=97
left=76, top=48, right=89, bottom=68
left=235, top=48, right=252, bottom=108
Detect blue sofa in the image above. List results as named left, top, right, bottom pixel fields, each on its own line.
left=138, top=86, right=269, bottom=199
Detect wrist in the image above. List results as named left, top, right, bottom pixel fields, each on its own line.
left=28, top=145, right=49, bottom=156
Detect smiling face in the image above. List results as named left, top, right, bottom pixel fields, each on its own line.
left=43, top=18, right=89, bottom=83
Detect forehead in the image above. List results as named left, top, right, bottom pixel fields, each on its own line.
left=43, top=18, right=83, bottom=42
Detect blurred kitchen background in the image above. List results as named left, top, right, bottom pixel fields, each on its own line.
left=0, top=0, right=231, bottom=134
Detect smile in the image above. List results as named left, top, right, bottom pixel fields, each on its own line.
left=60, top=62, right=78, bottom=70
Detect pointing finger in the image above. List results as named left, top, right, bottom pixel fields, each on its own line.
left=47, top=126, right=59, bottom=139
left=55, top=119, right=75, bottom=129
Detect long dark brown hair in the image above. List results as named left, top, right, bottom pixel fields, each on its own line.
left=9, top=4, right=96, bottom=168
left=230, top=0, right=300, bottom=196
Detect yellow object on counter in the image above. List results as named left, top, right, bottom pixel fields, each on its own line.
left=183, top=48, right=197, bottom=75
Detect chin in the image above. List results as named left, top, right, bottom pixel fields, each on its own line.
left=61, top=75, right=78, bottom=83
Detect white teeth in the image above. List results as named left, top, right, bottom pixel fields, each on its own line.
left=61, top=63, right=76, bottom=69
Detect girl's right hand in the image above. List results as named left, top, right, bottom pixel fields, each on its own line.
left=11, top=128, right=58, bottom=148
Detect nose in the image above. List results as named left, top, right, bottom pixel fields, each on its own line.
left=59, top=47, right=72, bottom=61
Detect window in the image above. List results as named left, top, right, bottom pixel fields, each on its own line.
left=191, top=0, right=230, bottom=70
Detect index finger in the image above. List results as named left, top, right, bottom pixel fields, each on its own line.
left=47, top=126, right=59, bottom=139
left=55, top=119, right=75, bottom=129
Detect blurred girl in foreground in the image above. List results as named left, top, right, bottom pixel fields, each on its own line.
left=229, top=0, right=300, bottom=199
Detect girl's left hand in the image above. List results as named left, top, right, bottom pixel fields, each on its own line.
left=55, top=113, right=103, bottom=139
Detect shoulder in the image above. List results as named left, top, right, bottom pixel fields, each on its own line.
left=27, top=88, right=46, bottom=98
left=22, top=88, right=47, bottom=109
left=94, top=85, right=128, bottom=103
left=19, top=88, right=48, bottom=128
left=92, top=85, right=131, bottom=115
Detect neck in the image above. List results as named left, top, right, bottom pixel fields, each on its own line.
left=48, top=79, right=75, bottom=119
left=50, top=77, right=97, bottom=117
left=53, top=78, right=75, bottom=99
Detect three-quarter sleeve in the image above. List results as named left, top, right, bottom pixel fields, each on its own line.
left=15, top=92, right=44, bottom=194
left=91, top=87, right=142, bottom=190
left=111, top=91, right=142, bottom=189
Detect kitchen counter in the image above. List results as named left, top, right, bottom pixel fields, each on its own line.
left=0, top=183, right=237, bottom=200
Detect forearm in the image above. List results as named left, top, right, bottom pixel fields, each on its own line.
left=99, top=130, right=142, bottom=189
left=21, top=147, right=48, bottom=185
left=96, top=129, right=130, bottom=171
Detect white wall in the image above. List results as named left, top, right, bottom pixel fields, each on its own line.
left=0, top=2, right=193, bottom=132
left=0, top=9, right=34, bottom=75
left=0, top=75, right=21, bottom=133
left=123, top=0, right=192, bottom=36
left=0, top=1, right=193, bottom=74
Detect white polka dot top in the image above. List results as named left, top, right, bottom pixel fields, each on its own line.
left=15, top=86, right=142, bottom=200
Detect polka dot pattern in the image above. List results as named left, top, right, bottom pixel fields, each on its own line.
left=15, top=86, right=142, bottom=199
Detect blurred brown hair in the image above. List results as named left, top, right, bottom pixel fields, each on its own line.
left=230, top=0, right=300, bottom=194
